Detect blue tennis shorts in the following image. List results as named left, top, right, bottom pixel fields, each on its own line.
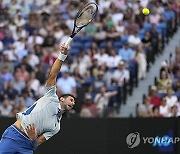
left=0, top=125, right=36, bottom=154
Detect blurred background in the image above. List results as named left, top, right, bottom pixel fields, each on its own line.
left=0, top=0, right=180, bottom=153
left=0, top=0, right=179, bottom=118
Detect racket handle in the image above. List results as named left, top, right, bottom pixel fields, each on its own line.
left=64, top=37, right=73, bottom=47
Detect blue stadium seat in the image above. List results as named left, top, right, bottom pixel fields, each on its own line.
left=113, top=41, right=123, bottom=49
left=81, top=36, right=93, bottom=42
left=70, top=48, right=80, bottom=56
left=99, top=41, right=106, bottom=48
left=84, top=42, right=92, bottom=49
left=71, top=42, right=84, bottom=49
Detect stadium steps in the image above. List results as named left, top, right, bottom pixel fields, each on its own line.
left=117, top=27, right=180, bottom=117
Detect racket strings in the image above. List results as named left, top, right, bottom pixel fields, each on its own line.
left=76, top=4, right=97, bottom=27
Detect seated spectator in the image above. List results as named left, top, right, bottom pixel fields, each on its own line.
left=116, top=20, right=125, bottom=34
left=93, top=48, right=109, bottom=66
left=0, top=53, right=14, bottom=73
left=142, top=31, right=152, bottom=49
left=3, top=81, right=18, bottom=102
left=80, top=108, right=93, bottom=118
left=106, top=49, right=122, bottom=68
left=94, top=86, right=117, bottom=117
left=149, top=86, right=161, bottom=106
left=149, top=9, right=161, bottom=25
left=85, top=20, right=98, bottom=36
left=0, top=66, right=14, bottom=83
left=134, top=44, right=147, bottom=80
left=43, top=30, right=56, bottom=47
left=18, top=98, right=27, bottom=112
left=151, top=105, right=164, bottom=118
left=137, top=96, right=153, bottom=118
left=168, top=105, right=179, bottom=117
left=0, top=96, right=13, bottom=117
left=118, top=43, right=134, bottom=62
left=57, top=71, right=77, bottom=96
left=159, top=97, right=170, bottom=117
left=28, top=71, right=40, bottom=94
left=157, top=70, right=172, bottom=94
left=72, top=67, right=84, bottom=88
left=106, top=25, right=121, bottom=41
left=165, top=87, right=178, bottom=107
left=94, top=26, right=107, bottom=44
left=93, top=71, right=106, bottom=93
left=27, top=51, right=40, bottom=68
left=80, top=93, right=99, bottom=118
left=13, top=70, right=26, bottom=94
left=78, top=51, right=92, bottom=77
left=112, top=61, right=130, bottom=87
left=90, top=59, right=99, bottom=77
left=128, top=31, right=141, bottom=47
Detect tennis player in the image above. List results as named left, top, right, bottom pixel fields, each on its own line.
left=0, top=43, right=75, bottom=153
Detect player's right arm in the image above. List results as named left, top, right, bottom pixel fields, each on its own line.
left=45, top=43, right=68, bottom=87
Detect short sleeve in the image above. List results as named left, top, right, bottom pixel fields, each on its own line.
left=45, top=85, right=57, bottom=97
left=43, top=129, right=59, bottom=140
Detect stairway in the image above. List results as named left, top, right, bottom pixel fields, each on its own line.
left=118, top=28, right=180, bottom=117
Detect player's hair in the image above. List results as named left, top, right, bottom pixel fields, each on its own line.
left=59, top=94, right=76, bottom=101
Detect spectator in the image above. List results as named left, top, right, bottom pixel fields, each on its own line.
left=57, top=71, right=77, bottom=96
left=157, top=70, right=172, bottom=94
left=18, top=98, right=27, bottom=112
left=94, top=86, right=117, bottom=117
left=165, top=88, right=178, bottom=107
left=112, top=61, right=130, bottom=87
left=118, top=43, right=134, bottom=62
left=168, top=105, right=179, bottom=117
left=93, top=48, right=109, bottom=66
left=0, top=66, right=14, bottom=83
left=13, top=69, right=26, bottom=94
left=106, top=49, right=122, bottom=68
left=128, top=31, right=141, bottom=46
left=137, top=96, right=153, bottom=117
left=149, top=85, right=161, bottom=106
left=151, top=106, right=163, bottom=118
left=93, top=71, right=106, bottom=92
left=80, top=93, right=99, bottom=118
left=0, top=97, right=13, bottom=117
left=28, top=71, right=40, bottom=93
left=159, top=97, right=170, bottom=117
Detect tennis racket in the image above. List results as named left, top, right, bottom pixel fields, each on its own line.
left=64, top=2, right=98, bottom=47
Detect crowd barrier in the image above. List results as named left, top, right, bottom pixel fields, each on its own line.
left=0, top=117, right=179, bottom=154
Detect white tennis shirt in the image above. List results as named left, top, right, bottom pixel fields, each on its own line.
left=17, top=85, right=61, bottom=140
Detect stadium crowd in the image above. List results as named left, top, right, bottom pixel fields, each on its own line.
left=0, top=0, right=179, bottom=118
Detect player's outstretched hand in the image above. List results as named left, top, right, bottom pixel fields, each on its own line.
left=26, top=124, right=37, bottom=140
left=60, top=43, right=68, bottom=55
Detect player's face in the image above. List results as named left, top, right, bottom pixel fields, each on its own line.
left=62, top=96, right=75, bottom=111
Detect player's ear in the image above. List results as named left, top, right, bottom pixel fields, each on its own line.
left=60, top=97, right=64, bottom=102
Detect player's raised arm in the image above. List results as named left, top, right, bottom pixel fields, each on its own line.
left=45, top=43, right=68, bottom=87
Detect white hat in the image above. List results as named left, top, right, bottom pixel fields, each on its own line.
left=161, top=61, right=168, bottom=67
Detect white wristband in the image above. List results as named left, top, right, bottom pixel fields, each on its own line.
left=58, top=53, right=67, bottom=61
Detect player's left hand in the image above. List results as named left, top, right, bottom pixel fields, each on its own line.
left=26, top=124, right=37, bottom=140
left=60, top=43, right=68, bottom=55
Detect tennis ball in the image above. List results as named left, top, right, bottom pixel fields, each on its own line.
left=142, top=8, right=150, bottom=15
